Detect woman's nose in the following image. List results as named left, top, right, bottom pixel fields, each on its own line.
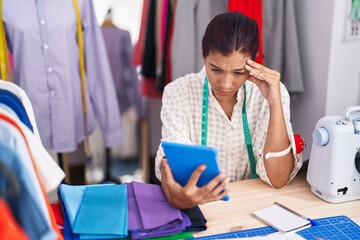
left=221, top=75, right=234, bottom=89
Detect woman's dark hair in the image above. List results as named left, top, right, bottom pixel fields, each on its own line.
left=202, top=11, right=259, bottom=60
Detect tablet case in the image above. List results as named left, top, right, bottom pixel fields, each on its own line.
left=162, top=141, right=229, bottom=201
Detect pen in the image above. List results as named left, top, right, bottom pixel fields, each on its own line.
left=274, top=202, right=318, bottom=226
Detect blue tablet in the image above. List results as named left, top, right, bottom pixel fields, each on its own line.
left=161, top=141, right=229, bottom=201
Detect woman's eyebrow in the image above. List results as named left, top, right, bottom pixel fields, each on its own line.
left=208, top=63, right=246, bottom=71
left=233, top=65, right=246, bottom=72
left=234, top=67, right=246, bottom=71
left=209, top=63, right=220, bottom=69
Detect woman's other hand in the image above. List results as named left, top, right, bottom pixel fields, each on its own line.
left=160, top=158, right=229, bottom=209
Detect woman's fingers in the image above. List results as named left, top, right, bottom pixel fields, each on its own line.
left=212, top=176, right=230, bottom=196
left=249, top=71, right=265, bottom=80
left=198, top=172, right=229, bottom=200
left=245, top=60, right=266, bottom=80
left=162, top=159, right=230, bottom=206
left=245, top=59, right=280, bottom=83
left=161, top=158, right=176, bottom=183
left=187, top=164, right=207, bottom=187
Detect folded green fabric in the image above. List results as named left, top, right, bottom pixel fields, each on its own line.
left=143, top=231, right=193, bottom=240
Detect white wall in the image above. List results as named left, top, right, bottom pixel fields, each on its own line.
left=326, top=0, right=360, bottom=115
left=93, top=0, right=143, bottom=44
left=292, top=0, right=360, bottom=160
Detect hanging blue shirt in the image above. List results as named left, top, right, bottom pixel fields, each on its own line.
left=3, top=0, right=123, bottom=152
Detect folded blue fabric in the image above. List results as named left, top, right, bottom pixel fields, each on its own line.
left=59, top=183, right=128, bottom=239
left=59, top=184, right=87, bottom=227
left=73, top=184, right=128, bottom=238
left=57, top=190, right=80, bottom=240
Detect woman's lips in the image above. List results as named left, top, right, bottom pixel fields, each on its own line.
left=216, top=89, right=233, bottom=96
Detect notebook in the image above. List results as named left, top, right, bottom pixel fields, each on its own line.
left=252, top=202, right=312, bottom=234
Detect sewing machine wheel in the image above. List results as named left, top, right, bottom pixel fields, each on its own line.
left=355, top=149, right=360, bottom=174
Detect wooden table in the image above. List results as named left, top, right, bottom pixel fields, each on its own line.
left=195, top=172, right=360, bottom=238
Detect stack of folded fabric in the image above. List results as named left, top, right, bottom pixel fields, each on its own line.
left=56, top=181, right=207, bottom=239
left=58, top=183, right=128, bottom=239
left=127, top=181, right=191, bottom=239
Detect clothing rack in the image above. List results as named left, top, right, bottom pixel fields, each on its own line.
left=58, top=148, right=121, bottom=184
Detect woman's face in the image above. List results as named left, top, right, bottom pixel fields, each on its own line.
left=204, top=50, right=251, bottom=103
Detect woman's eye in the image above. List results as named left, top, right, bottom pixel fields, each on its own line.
left=211, top=68, right=220, bottom=72
left=235, top=72, right=245, bottom=75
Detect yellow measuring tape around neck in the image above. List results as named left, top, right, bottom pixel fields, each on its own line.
left=72, top=0, right=91, bottom=158
left=0, top=0, right=13, bottom=82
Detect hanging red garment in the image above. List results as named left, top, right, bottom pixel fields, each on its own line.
left=140, top=0, right=175, bottom=98
left=140, top=0, right=160, bottom=98
left=164, top=3, right=175, bottom=88
left=51, top=202, right=64, bottom=229
left=228, top=0, right=263, bottom=64
left=140, top=77, right=162, bottom=98
left=132, top=0, right=150, bottom=66
left=0, top=198, right=29, bottom=240
left=156, top=0, right=175, bottom=92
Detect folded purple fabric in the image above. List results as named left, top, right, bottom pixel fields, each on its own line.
left=133, top=181, right=183, bottom=229
left=127, top=182, right=142, bottom=230
left=127, top=182, right=191, bottom=239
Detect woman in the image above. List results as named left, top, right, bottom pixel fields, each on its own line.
left=155, top=11, right=303, bottom=209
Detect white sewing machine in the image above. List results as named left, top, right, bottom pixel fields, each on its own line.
left=307, top=106, right=360, bottom=203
